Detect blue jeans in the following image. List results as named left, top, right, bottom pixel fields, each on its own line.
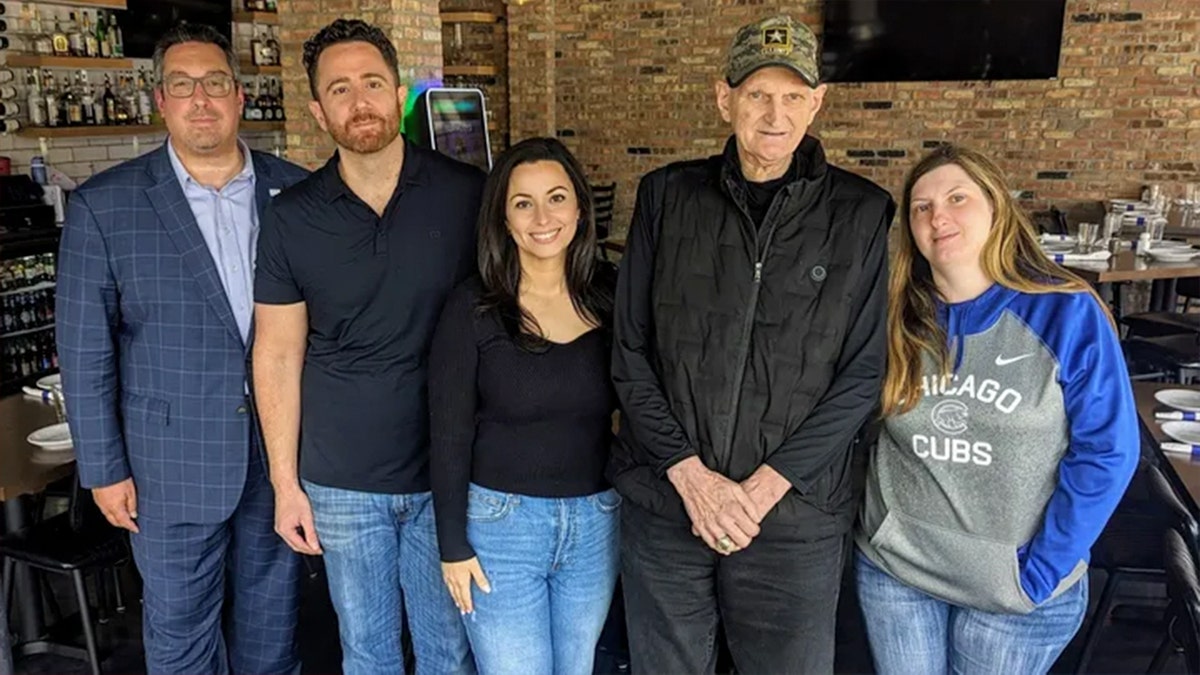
left=856, top=553, right=1087, bottom=675
left=304, top=481, right=473, bottom=675
left=462, top=484, right=620, bottom=675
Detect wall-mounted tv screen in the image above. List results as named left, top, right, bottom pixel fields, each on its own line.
left=117, top=0, right=234, bottom=60
left=820, top=0, right=1067, bottom=83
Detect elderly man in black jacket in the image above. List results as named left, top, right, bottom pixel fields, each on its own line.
left=610, top=14, right=895, bottom=674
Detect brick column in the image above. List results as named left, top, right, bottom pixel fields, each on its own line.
left=279, top=0, right=444, bottom=168
left=506, top=0, right=555, bottom=141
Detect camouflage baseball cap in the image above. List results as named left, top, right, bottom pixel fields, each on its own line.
left=724, top=15, right=820, bottom=88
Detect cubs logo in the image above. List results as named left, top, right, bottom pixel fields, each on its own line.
left=931, top=399, right=968, bottom=436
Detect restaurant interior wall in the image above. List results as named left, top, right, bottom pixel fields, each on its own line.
left=504, top=0, right=1200, bottom=240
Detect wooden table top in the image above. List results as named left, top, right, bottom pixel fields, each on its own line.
left=1133, top=381, right=1200, bottom=505
left=0, top=392, right=73, bottom=502
left=1064, top=251, right=1200, bottom=283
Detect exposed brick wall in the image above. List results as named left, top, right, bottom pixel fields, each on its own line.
left=280, top=0, right=444, bottom=169
left=440, top=0, right=509, bottom=157
left=507, top=0, right=1200, bottom=239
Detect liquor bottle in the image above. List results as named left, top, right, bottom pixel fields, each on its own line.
left=82, top=11, right=98, bottom=58
left=265, top=0, right=278, bottom=11
left=273, top=78, right=285, bottom=121
left=266, top=27, right=281, bottom=66
left=51, top=13, right=69, bottom=57
left=136, top=69, right=152, bottom=125
left=32, top=10, right=53, bottom=56
left=122, top=74, right=137, bottom=125
left=79, top=71, right=95, bottom=125
left=63, top=75, right=83, bottom=126
left=110, top=15, right=123, bottom=58
left=247, top=79, right=263, bottom=121
left=43, top=70, right=59, bottom=128
left=250, top=25, right=265, bottom=66
left=26, top=71, right=45, bottom=128
left=97, top=10, right=111, bottom=59
left=102, top=74, right=116, bottom=123
left=241, top=79, right=256, bottom=121
left=67, top=11, right=84, bottom=57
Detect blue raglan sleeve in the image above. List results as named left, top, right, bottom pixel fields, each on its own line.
left=1020, top=291, right=1139, bottom=604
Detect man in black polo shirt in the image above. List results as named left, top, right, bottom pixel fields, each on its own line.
left=252, top=19, right=482, bottom=675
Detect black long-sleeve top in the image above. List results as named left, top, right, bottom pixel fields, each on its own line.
left=429, top=278, right=615, bottom=562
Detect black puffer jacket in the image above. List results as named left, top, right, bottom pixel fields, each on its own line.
left=609, top=135, right=894, bottom=537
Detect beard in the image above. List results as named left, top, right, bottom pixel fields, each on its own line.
left=329, top=109, right=400, bottom=155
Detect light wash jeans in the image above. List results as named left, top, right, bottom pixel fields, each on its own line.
left=461, top=483, right=620, bottom=675
left=856, top=552, right=1087, bottom=675
left=303, top=481, right=474, bottom=675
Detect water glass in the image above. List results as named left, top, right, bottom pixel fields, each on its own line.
left=1076, top=222, right=1099, bottom=252
left=1102, top=212, right=1122, bottom=241
left=1148, top=217, right=1167, bottom=243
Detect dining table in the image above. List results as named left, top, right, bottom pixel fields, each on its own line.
left=0, top=391, right=75, bottom=647
left=1132, top=381, right=1200, bottom=512
left=1063, top=251, right=1200, bottom=315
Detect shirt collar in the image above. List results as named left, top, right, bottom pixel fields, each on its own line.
left=319, top=135, right=426, bottom=204
left=165, top=136, right=257, bottom=192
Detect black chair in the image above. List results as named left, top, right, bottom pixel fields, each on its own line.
left=1124, top=312, right=1200, bottom=340
left=1155, top=529, right=1200, bottom=673
left=1126, top=334, right=1200, bottom=384
left=1075, top=460, right=1176, bottom=673
left=593, top=182, right=616, bottom=242
left=1147, top=461, right=1200, bottom=673
left=1032, top=206, right=1069, bottom=236
left=0, top=475, right=131, bottom=675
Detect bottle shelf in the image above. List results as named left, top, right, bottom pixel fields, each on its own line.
left=31, top=0, right=127, bottom=9
left=241, top=62, right=281, bottom=76
left=444, top=65, right=499, bottom=77
left=242, top=120, right=285, bottom=132
left=17, top=123, right=164, bottom=138
left=7, top=54, right=134, bottom=70
left=233, top=11, right=279, bottom=25
left=441, top=12, right=501, bottom=24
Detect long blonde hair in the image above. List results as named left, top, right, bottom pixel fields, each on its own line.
left=882, top=144, right=1112, bottom=416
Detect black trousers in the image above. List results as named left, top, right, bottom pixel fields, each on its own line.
left=621, top=501, right=845, bottom=674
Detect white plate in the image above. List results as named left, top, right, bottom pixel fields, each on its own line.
left=1163, top=421, right=1200, bottom=445
left=1156, top=389, right=1200, bottom=412
left=1152, top=241, right=1193, bottom=250
left=35, top=373, right=61, bottom=391
left=26, top=422, right=72, bottom=451
left=1146, top=249, right=1200, bottom=262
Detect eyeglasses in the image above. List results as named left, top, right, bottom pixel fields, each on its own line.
left=162, top=73, right=236, bottom=99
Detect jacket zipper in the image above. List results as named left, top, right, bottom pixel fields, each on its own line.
left=719, top=189, right=785, bottom=472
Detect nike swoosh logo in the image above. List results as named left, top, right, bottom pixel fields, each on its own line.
left=995, top=353, right=1033, bottom=366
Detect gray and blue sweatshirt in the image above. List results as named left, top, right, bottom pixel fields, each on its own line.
left=856, top=284, right=1139, bottom=614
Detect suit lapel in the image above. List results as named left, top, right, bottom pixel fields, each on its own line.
left=144, top=145, right=244, bottom=347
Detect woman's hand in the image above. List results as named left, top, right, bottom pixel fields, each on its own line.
left=442, top=557, right=492, bottom=614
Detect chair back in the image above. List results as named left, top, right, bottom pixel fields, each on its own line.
left=1165, top=527, right=1200, bottom=674
left=592, top=182, right=616, bottom=241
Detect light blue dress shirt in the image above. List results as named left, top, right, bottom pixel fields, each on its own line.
left=166, top=138, right=258, bottom=344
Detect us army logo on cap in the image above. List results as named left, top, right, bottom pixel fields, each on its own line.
left=763, top=26, right=792, bottom=54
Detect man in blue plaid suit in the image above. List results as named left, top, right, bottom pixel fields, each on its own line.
left=56, top=25, right=309, bottom=675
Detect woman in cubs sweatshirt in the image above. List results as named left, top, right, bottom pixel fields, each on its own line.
left=855, top=144, right=1138, bottom=675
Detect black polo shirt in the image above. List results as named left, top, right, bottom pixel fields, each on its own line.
left=254, top=139, right=485, bottom=494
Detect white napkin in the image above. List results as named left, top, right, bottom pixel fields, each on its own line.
left=1048, top=250, right=1112, bottom=263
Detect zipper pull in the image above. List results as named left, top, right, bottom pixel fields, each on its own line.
left=754, top=262, right=762, bottom=283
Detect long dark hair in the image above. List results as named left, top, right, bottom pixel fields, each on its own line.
left=476, top=137, right=613, bottom=350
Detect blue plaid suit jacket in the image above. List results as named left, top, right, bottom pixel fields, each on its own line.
left=56, top=143, right=309, bottom=524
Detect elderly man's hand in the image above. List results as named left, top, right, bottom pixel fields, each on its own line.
left=667, top=457, right=761, bottom=554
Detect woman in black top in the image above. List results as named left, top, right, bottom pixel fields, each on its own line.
left=429, top=137, right=619, bottom=675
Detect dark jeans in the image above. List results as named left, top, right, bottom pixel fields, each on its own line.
left=621, top=501, right=845, bottom=674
